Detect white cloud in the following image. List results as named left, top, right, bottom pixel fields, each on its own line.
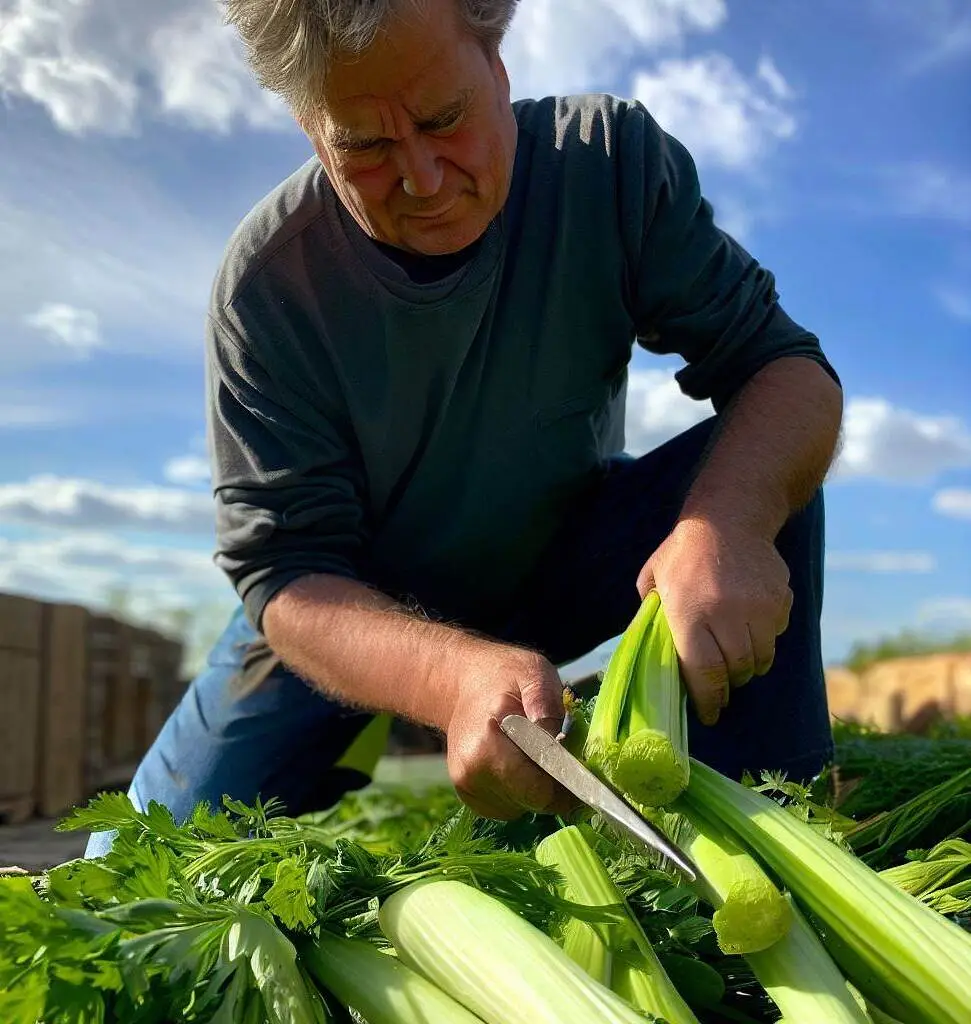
left=825, top=551, right=937, bottom=573
left=0, top=476, right=214, bottom=535
left=0, top=0, right=288, bottom=135
left=884, top=163, right=971, bottom=229
left=0, top=126, right=227, bottom=372
left=0, top=380, right=205, bottom=431
left=871, top=0, right=971, bottom=75
left=934, top=488, right=971, bottom=520
left=708, top=193, right=755, bottom=241
left=832, top=397, right=971, bottom=483
left=916, top=596, right=971, bottom=631
left=0, top=531, right=231, bottom=617
left=0, top=397, right=76, bottom=429
left=624, top=368, right=713, bottom=455
left=908, top=15, right=971, bottom=73
left=633, top=53, right=796, bottom=170
left=935, top=284, right=971, bottom=323
left=24, top=302, right=102, bottom=356
left=164, top=454, right=212, bottom=488
left=150, top=7, right=288, bottom=133
left=756, top=54, right=792, bottom=100
left=502, top=0, right=727, bottom=99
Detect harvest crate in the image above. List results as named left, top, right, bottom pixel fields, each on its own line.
left=130, top=626, right=157, bottom=758
left=0, top=593, right=44, bottom=823
left=36, top=603, right=89, bottom=817
left=145, top=635, right=186, bottom=743
left=86, top=614, right=137, bottom=790
left=84, top=617, right=186, bottom=794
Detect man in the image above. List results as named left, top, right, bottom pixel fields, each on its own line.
left=85, top=0, right=842, bottom=856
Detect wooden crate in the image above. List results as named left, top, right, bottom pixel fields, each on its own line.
left=36, top=603, right=89, bottom=818
left=0, top=593, right=44, bottom=823
left=86, top=614, right=135, bottom=788
left=129, top=626, right=159, bottom=758
left=144, top=636, right=183, bottom=744
left=0, top=591, right=44, bottom=651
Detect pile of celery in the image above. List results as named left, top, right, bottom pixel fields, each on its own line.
left=3, top=591, right=971, bottom=1023
left=573, top=591, right=971, bottom=1024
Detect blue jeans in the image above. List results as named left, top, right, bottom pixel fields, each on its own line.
left=85, top=417, right=832, bottom=856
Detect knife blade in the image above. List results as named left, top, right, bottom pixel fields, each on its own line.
left=499, top=714, right=699, bottom=882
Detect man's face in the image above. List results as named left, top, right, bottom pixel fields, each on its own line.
left=306, top=0, right=518, bottom=255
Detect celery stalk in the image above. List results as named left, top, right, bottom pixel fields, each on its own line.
left=379, top=878, right=653, bottom=1024
left=681, top=758, right=971, bottom=1024
left=584, top=592, right=661, bottom=782
left=746, top=895, right=872, bottom=1022
left=301, top=932, right=484, bottom=1024
left=535, top=825, right=699, bottom=1024
left=879, top=838, right=971, bottom=905
left=613, top=616, right=690, bottom=808
left=672, top=807, right=792, bottom=955
left=561, top=915, right=613, bottom=985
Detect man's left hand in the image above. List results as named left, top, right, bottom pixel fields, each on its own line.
left=636, top=517, right=793, bottom=727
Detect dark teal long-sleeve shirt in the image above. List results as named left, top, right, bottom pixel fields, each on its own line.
left=207, top=94, right=835, bottom=632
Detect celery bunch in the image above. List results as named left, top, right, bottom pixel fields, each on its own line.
left=379, top=878, right=655, bottom=1024
left=535, top=825, right=700, bottom=1024
left=584, top=591, right=689, bottom=807
left=665, top=808, right=792, bottom=955
left=745, top=894, right=872, bottom=1023
left=681, top=758, right=971, bottom=1024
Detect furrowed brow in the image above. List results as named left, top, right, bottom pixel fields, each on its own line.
left=326, top=123, right=382, bottom=152
left=415, top=88, right=475, bottom=131
left=325, top=88, right=475, bottom=151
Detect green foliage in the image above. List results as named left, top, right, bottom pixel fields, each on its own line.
left=3, top=789, right=597, bottom=1024
left=8, top=759, right=971, bottom=1024
left=844, top=629, right=971, bottom=673
left=832, top=734, right=971, bottom=821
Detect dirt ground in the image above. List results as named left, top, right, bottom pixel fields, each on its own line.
left=0, top=818, right=89, bottom=873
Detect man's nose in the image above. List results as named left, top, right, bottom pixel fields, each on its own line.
left=393, top=135, right=444, bottom=198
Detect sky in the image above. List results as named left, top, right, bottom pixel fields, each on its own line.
left=0, top=0, right=969, bottom=675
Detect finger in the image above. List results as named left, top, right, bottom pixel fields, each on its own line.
left=712, top=623, right=756, bottom=689
left=777, top=586, right=794, bottom=635
left=749, top=621, right=777, bottom=677
left=544, top=785, right=583, bottom=818
left=677, top=625, right=730, bottom=726
left=516, top=660, right=567, bottom=731
left=454, top=784, right=522, bottom=821
left=635, top=563, right=656, bottom=600
left=484, top=717, right=561, bottom=813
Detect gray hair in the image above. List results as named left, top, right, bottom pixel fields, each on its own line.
left=223, top=0, right=519, bottom=123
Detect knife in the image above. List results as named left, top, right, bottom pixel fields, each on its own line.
left=499, top=713, right=700, bottom=883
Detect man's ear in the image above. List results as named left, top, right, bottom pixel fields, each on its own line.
left=296, top=110, right=325, bottom=160
left=302, top=122, right=333, bottom=175
left=492, top=50, right=511, bottom=100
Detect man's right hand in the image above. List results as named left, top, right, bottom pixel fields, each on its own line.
left=263, top=575, right=579, bottom=821
left=440, top=643, right=580, bottom=820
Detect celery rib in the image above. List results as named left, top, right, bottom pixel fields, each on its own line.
left=682, top=758, right=971, bottom=1024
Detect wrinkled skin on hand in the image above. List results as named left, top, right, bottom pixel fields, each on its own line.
left=443, top=644, right=581, bottom=820
left=636, top=517, right=793, bottom=727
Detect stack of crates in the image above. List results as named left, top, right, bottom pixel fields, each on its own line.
left=0, top=592, right=186, bottom=823
left=0, top=594, right=45, bottom=824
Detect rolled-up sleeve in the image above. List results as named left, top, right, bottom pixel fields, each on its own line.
left=207, top=313, right=366, bottom=631
left=618, top=101, right=839, bottom=411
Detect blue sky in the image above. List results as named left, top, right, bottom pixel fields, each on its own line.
left=0, top=0, right=969, bottom=672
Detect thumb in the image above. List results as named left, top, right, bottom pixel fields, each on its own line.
left=519, top=662, right=567, bottom=734
left=636, top=560, right=656, bottom=600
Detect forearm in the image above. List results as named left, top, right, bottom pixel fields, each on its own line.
left=680, top=356, right=843, bottom=539
left=261, top=573, right=485, bottom=732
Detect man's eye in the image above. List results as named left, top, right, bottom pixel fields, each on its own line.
left=343, top=140, right=389, bottom=167
left=427, top=113, right=464, bottom=137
